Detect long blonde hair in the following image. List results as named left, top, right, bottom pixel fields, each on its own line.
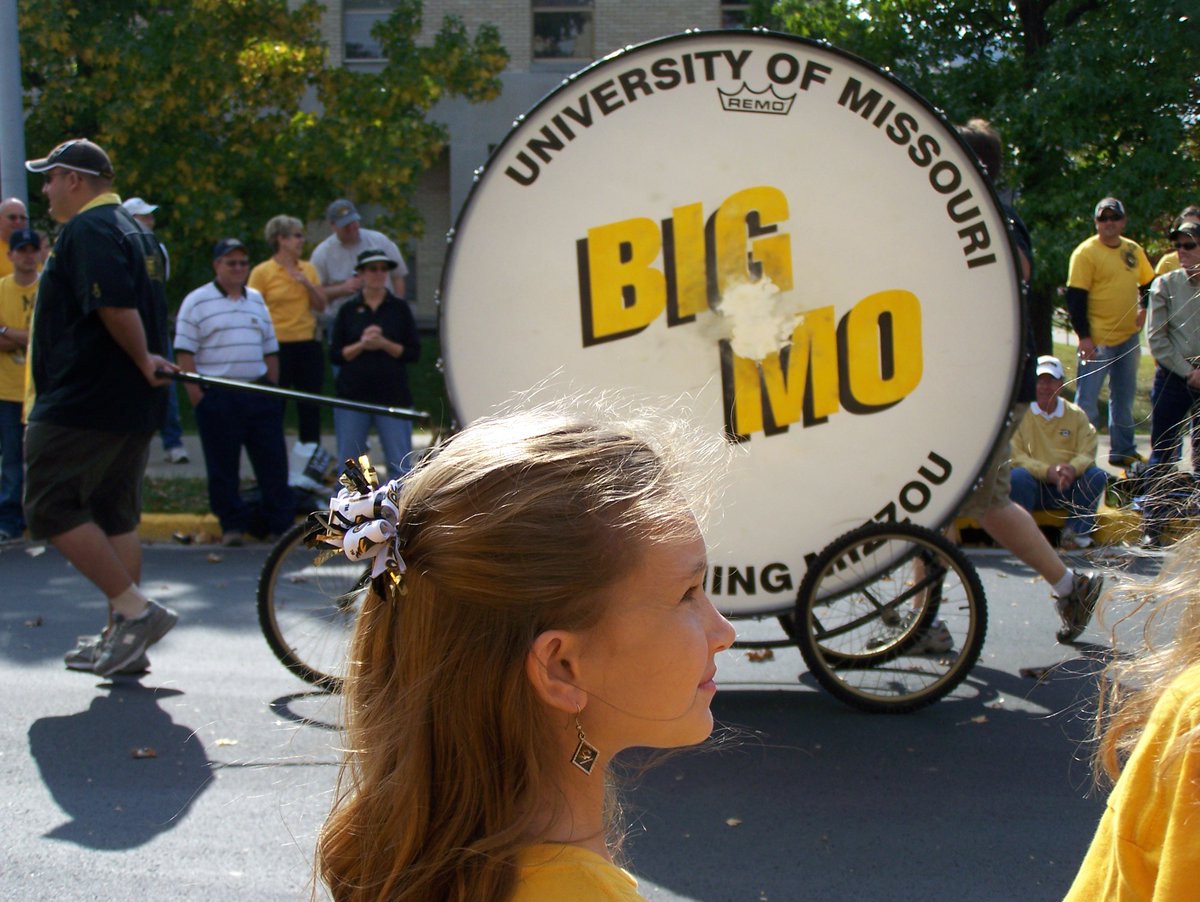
left=1092, top=529, right=1200, bottom=783
left=317, top=408, right=722, bottom=901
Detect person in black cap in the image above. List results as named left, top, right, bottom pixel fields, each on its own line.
left=0, top=228, right=41, bottom=542
left=173, top=239, right=294, bottom=547
left=328, top=249, right=421, bottom=477
left=1146, top=220, right=1200, bottom=476
left=22, top=137, right=179, bottom=678
left=1066, top=196, right=1156, bottom=468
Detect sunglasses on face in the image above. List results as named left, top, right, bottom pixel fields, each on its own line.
left=1174, top=241, right=1198, bottom=252
left=221, top=258, right=250, bottom=267
left=362, top=264, right=391, bottom=273
left=1096, top=213, right=1124, bottom=222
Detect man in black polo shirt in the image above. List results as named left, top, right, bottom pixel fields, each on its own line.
left=24, top=138, right=179, bottom=678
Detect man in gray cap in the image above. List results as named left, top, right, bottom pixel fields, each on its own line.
left=311, top=198, right=408, bottom=311
left=23, top=138, right=179, bottom=677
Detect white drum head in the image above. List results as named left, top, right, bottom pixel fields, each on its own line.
left=441, top=31, right=1022, bottom=615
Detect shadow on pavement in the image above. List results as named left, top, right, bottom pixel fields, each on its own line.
left=28, top=683, right=212, bottom=850
left=623, top=656, right=1107, bottom=902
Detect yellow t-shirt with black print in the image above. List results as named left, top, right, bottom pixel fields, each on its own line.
left=0, top=274, right=36, bottom=403
left=1067, top=235, right=1155, bottom=345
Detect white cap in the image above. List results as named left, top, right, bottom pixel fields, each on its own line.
left=1036, top=355, right=1064, bottom=380
left=122, top=197, right=158, bottom=216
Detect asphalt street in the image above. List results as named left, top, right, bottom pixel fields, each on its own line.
left=0, top=540, right=1163, bottom=901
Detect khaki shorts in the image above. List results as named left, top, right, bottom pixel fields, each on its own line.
left=24, top=422, right=152, bottom=539
left=957, top=414, right=1019, bottom=520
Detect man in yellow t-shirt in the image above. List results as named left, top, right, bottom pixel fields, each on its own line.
left=0, top=228, right=41, bottom=541
left=0, top=198, right=31, bottom=280
left=1066, top=197, right=1156, bottom=467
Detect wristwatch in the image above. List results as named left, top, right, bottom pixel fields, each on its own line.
left=0, top=326, right=8, bottom=336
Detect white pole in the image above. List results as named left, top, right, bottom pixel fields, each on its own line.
left=0, top=0, right=28, bottom=203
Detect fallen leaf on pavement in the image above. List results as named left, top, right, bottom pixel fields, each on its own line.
left=746, top=649, right=775, bottom=662
left=24, top=616, right=43, bottom=627
left=131, top=747, right=157, bottom=759
left=214, top=738, right=238, bottom=747
left=725, top=817, right=743, bottom=827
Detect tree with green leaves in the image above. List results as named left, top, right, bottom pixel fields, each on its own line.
left=18, top=0, right=507, bottom=296
left=767, top=0, right=1200, bottom=347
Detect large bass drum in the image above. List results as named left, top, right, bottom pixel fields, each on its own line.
left=440, top=30, right=1022, bottom=616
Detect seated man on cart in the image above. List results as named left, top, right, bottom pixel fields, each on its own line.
left=1009, top=355, right=1108, bottom=550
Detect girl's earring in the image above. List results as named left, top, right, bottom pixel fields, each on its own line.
left=571, top=711, right=599, bottom=775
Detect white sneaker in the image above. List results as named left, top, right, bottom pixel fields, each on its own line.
left=1060, top=529, right=1094, bottom=550
left=165, top=445, right=190, bottom=464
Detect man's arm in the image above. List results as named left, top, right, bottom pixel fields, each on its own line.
left=0, top=326, right=28, bottom=351
left=96, top=306, right=174, bottom=386
left=264, top=352, right=279, bottom=385
left=175, top=350, right=204, bottom=407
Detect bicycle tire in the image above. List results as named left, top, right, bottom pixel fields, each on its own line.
left=795, top=522, right=987, bottom=714
left=256, top=521, right=367, bottom=691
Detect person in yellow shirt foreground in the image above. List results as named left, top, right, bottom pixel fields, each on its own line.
left=1065, top=528, right=1200, bottom=900
left=315, top=406, right=735, bottom=901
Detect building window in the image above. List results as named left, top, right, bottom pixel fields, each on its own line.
left=345, top=1, right=398, bottom=62
left=721, top=1, right=752, bottom=28
left=532, top=1, right=594, bottom=61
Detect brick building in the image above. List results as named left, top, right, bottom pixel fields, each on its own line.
left=313, top=1, right=750, bottom=324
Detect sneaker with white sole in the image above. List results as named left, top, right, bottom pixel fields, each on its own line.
left=64, top=633, right=149, bottom=674
left=93, top=601, right=177, bottom=677
left=165, top=445, right=190, bottom=464
left=1056, top=572, right=1103, bottom=644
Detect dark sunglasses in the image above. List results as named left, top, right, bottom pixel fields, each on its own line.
left=1095, top=213, right=1124, bottom=222
left=1173, top=241, right=1198, bottom=252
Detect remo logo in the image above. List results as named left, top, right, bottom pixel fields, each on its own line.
left=440, top=31, right=1022, bottom=616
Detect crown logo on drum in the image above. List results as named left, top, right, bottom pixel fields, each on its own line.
left=718, top=83, right=796, bottom=116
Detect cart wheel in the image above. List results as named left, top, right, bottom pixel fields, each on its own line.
left=795, top=522, right=986, bottom=713
left=257, top=521, right=366, bottom=691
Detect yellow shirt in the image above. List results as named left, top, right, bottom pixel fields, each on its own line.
left=247, top=257, right=319, bottom=342
left=1009, top=398, right=1098, bottom=482
left=1067, top=236, right=1156, bottom=345
left=0, top=274, right=36, bottom=402
left=1064, top=664, right=1200, bottom=901
left=511, top=844, right=646, bottom=901
left=0, top=239, right=11, bottom=280
left=1157, top=251, right=1181, bottom=276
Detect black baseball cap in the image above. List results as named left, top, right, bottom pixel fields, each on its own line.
left=7, top=228, right=40, bottom=252
left=212, top=238, right=248, bottom=261
left=355, top=249, right=397, bottom=271
left=1169, top=221, right=1200, bottom=242
left=25, top=139, right=115, bottom=179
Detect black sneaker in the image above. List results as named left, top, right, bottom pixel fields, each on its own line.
left=1055, top=572, right=1103, bottom=643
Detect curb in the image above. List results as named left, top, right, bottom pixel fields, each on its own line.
left=139, top=512, right=222, bottom=543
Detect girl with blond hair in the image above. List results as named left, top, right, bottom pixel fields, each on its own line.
left=1065, top=530, right=1200, bottom=899
left=314, top=407, right=736, bottom=901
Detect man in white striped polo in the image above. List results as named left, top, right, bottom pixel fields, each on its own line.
left=174, top=238, right=293, bottom=546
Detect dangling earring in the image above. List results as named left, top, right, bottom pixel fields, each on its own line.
left=571, top=708, right=599, bottom=775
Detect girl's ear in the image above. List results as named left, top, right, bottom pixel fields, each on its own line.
left=526, top=630, right=588, bottom=713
